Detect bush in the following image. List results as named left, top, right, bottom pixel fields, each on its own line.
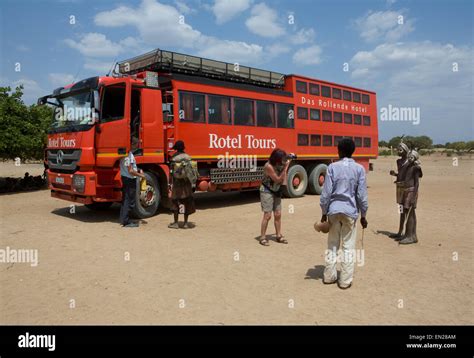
left=0, top=86, right=53, bottom=161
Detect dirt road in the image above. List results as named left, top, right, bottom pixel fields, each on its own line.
left=0, top=156, right=473, bottom=324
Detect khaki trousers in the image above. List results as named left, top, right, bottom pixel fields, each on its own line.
left=323, top=213, right=357, bottom=286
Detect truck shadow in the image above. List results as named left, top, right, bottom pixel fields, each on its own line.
left=50, top=204, right=171, bottom=224
left=50, top=191, right=260, bottom=223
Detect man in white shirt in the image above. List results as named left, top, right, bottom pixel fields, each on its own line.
left=120, top=141, right=145, bottom=227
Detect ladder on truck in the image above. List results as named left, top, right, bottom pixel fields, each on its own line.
left=117, top=48, right=286, bottom=89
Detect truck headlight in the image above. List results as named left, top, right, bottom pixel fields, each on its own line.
left=72, top=174, right=85, bottom=193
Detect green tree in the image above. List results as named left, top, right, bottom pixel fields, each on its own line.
left=448, top=141, right=467, bottom=153
left=388, top=135, right=433, bottom=150
left=0, top=86, right=53, bottom=160
left=465, top=141, right=474, bottom=152
left=388, top=136, right=403, bottom=149
left=378, top=140, right=389, bottom=147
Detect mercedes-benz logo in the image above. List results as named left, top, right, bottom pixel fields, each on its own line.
left=56, top=150, right=64, bottom=165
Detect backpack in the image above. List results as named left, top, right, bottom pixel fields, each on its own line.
left=172, top=158, right=198, bottom=184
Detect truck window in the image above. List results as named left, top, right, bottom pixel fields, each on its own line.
left=362, top=94, right=370, bottom=104
left=354, top=137, right=362, bottom=147
left=323, top=135, right=332, bottom=146
left=310, top=109, right=320, bottom=121
left=296, top=80, right=307, bottom=93
left=208, top=95, right=231, bottom=124
left=297, top=107, right=308, bottom=120
left=179, top=92, right=205, bottom=123
left=309, top=83, right=320, bottom=95
left=321, top=86, right=331, bottom=98
left=234, top=98, right=254, bottom=126
left=256, top=101, right=275, bottom=127
left=343, top=90, right=352, bottom=101
left=311, top=134, right=321, bottom=146
left=101, top=84, right=126, bottom=122
left=298, top=134, right=309, bottom=146
left=344, top=113, right=353, bottom=124
left=277, top=103, right=294, bottom=128
left=322, top=110, right=332, bottom=122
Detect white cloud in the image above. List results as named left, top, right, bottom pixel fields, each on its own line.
left=212, top=0, right=251, bottom=24
left=48, top=73, right=75, bottom=87
left=245, top=3, right=285, bottom=38
left=291, top=28, right=316, bottom=45
left=174, top=0, right=195, bottom=15
left=292, top=45, right=322, bottom=66
left=355, top=10, right=414, bottom=43
left=197, top=39, right=263, bottom=64
left=64, top=33, right=123, bottom=57
left=350, top=41, right=474, bottom=142
left=94, top=1, right=202, bottom=48
left=90, top=0, right=264, bottom=66
left=265, top=43, right=291, bottom=58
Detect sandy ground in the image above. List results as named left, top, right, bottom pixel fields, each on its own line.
left=0, top=156, right=473, bottom=325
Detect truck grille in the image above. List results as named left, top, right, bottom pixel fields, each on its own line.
left=47, top=149, right=81, bottom=172
left=210, top=167, right=264, bottom=184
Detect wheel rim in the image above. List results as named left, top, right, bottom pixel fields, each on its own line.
left=318, top=174, right=325, bottom=186
left=140, top=185, right=156, bottom=207
left=292, top=175, right=301, bottom=188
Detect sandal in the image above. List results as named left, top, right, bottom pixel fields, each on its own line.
left=168, top=222, right=179, bottom=229
left=259, top=238, right=270, bottom=246
left=276, top=236, right=288, bottom=244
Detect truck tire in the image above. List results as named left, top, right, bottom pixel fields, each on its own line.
left=132, top=171, right=160, bottom=219
left=282, top=164, right=308, bottom=198
left=85, top=202, right=113, bottom=211
left=307, top=163, right=328, bottom=195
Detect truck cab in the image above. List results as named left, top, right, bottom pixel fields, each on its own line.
left=39, top=73, right=167, bottom=218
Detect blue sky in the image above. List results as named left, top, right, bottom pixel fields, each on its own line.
left=1, top=0, right=472, bottom=143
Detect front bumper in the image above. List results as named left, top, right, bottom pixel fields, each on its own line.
left=47, top=170, right=97, bottom=203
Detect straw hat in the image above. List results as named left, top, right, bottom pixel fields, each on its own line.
left=314, top=221, right=330, bottom=234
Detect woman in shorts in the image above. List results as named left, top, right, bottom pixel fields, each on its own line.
left=259, top=149, right=291, bottom=246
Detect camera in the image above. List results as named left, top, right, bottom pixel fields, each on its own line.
left=286, top=153, right=297, bottom=160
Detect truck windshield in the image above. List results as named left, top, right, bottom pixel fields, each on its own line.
left=50, top=90, right=94, bottom=129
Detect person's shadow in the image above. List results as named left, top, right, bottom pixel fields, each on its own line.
left=304, top=265, right=326, bottom=281
left=375, top=230, right=400, bottom=241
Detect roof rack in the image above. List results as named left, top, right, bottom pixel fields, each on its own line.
left=117, top=49, right=286, bottom=89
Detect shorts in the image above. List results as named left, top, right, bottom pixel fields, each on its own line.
left=401, top=187, right=418, bottom=209
left=260, top=191, right=281, bottom=213
left=396, top=183, right=405, bottom=204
